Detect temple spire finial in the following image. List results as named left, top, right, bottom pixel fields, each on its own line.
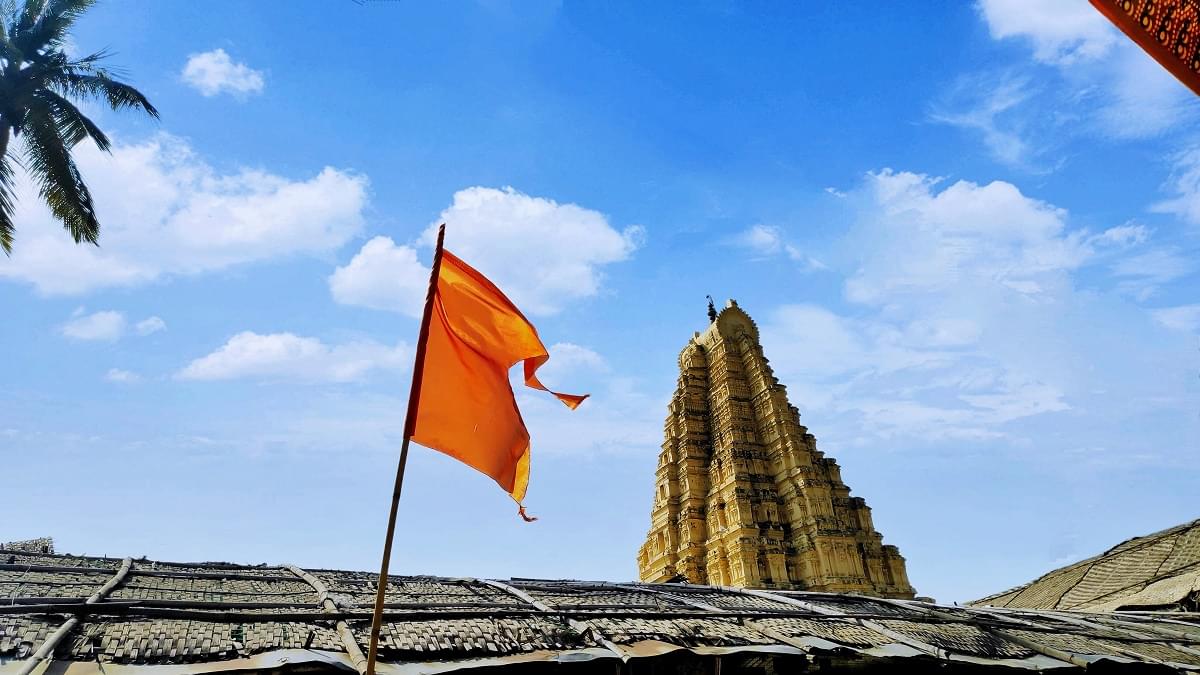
left=706, top=295, right=718, bottom=323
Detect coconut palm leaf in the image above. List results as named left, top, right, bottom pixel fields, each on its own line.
left=0, top=0, right=156, bottom=254
left=34, top=89, right=108, bottom=150
left=22, top=97, right=99, bottom=244
left=12, top=0, right=93, bottom=54
left=0, top=147, right=16, bottom=254
left=51, top=68, right=158, bottom=117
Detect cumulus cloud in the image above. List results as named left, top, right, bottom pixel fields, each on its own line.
left=61, top=310, right=126, bottom=341
left=733, top=224, right=826, bottom=270
left=328, top=236, right=430, bottom=318
left=135, top=316, right=167, bottom=336
left=757, top=169, right=1192, bottom=447
left=178, top=331, right=410, bottom=383
left=332, top=187, right=640, bottom=316
left=429, top=187, right=641, bottom=314
left=843, top=170, right=1085, bottom=304
left=182, top=49, right=264, bottom=98
left=0, top=134, right=367, bottom=295
left=976, top=0, right=1116, bottom=65
left=59, top=310, right=172, bottom=341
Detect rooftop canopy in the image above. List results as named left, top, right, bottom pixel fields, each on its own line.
left=972, top=518, right=1200, bottom=614
left=2, top=542, right=1199, bottom=674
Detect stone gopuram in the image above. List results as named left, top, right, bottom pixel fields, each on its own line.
left=638, top=300, right=914, bottom=598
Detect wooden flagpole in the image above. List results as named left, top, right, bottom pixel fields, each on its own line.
left=364, top=223, right=446, bottom=675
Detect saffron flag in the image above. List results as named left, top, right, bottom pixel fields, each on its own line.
left=1089, top=0, right=1200, bottom=96
left=409, top=249, right=587, bottom=520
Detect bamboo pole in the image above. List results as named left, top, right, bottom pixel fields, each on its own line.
left=364, top=224, right=446, bottom=675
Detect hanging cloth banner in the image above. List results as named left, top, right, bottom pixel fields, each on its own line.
left=410, top=248, right=587, bottom=520
left=1089, top=0, right=1200, bottom=96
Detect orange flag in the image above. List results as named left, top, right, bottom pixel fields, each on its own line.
left=408, top=248, right=586, bottom=520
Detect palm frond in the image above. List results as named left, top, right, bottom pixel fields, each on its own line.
left=21, top=97, right=99, bottom=244
left=0, top=145, right=16, bottom=255
left=51, top=70, right=159, bottom=118
left=13, top=0, right=94, bottom=54
left=63, top=47, right=109, bottom=69
left=0, top=0, right=154, bottom=253
left=33, top=88, right=107, bottom=150
left=0, top=3, right=10, bottom=45
left=0, top=37, right=19, bottom=65
left=0, top=12, right=22, bottom=63
left=14, top=0, right=48, bottom=33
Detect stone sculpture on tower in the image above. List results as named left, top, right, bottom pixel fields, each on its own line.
left=637, top=300, right=914, bottom=598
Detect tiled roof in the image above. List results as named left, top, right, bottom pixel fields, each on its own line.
left=0, top=540, right=52, bottom=556
left=0, top=547, right=1198, bottom=674
left=972, top=518, right=1200, bottom=612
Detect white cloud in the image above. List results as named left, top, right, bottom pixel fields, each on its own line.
left=159, top=337, right=657, bottom=460
left=531, top=342, right=609, bottom=386
left=761, top=305, right=1065, bottom=442
left=135, top=316, right=167, bottom=336
left=178, top=331, right=410, bottom=383
left=329, top=236, right=429, bottom=318
left=1089, top=223, right=1149, bottom=247
left=733, top=224, right=826, bottom=270
left=738, top=223, right=789, bottom=255
left=182, top=49, right=264, bottom=98
left=976, top=0, right=1116, bottom=65
left=1089, top=42, right=1196, bottom=140
left=59, top=310, right=174, bottom=342
left=1152, top=304, right=1200, bottom=333
left=943, top=4, right=1198, bottom=166
left=423, top=187, right=642, bottom=315
left=1152, top=145, right=1200, bottom=227
left=333, top=187, right=639, bottom=317
left=1110, top=249, right=1193, bottom=300
left=757, top=168, right=1192, bottom=447
left=931, top=76, right=1038, bottom=168
left=0, top=134, right=367, bottom=295
left=61, top=310, right=126, bottom=341
left=105, top=368, right=142, bottom=383
left=844, top=170, right=1085, bottom=304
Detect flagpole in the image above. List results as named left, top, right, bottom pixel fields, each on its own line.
left=365, top=223, right=446, bottom=675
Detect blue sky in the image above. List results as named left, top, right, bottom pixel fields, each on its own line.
left=2, top=1, right=1197, bottom=603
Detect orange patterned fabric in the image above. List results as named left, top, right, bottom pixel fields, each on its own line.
left=409, top=250, right=586, bottom=519
left=1090, top=0, right=1200, bottom=95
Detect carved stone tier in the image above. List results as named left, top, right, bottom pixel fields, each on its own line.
left=637, top=300, right=914, bottom=598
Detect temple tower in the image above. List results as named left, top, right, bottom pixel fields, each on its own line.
left=637, top=300, right=914, bottom=598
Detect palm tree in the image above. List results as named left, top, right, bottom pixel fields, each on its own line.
left=0, top=0, right=158, bottom=254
